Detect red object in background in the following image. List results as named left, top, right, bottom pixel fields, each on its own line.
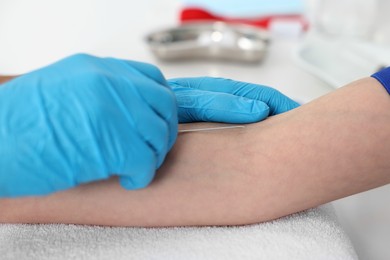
left=180, top=7, right=309, bottom=31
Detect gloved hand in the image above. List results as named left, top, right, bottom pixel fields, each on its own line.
left=0, top=54, right=177, bottom=197
left=169, top=77, right=300, bottom=123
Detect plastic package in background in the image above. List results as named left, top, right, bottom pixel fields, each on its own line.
left=307, top=0, right=378, bottom=40
left=295, top=0, right=390, bottom=89
left=372, top=0, right=390, bottom=45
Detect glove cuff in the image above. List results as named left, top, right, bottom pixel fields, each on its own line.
left=371, top=67, right=390, bottom=95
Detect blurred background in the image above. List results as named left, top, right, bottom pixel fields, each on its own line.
left=0, top=0, right=389, bottom=259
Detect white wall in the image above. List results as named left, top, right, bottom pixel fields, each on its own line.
left=0, top=0, right=180, bottom=74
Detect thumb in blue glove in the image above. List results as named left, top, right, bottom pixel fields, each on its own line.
left=169, top=77, right=300, bottom=123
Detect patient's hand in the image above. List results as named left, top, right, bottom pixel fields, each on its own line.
left=1, top=77, right=390, bottom=227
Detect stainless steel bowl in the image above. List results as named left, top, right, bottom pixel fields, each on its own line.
left=146, top=22, right=270, bottom=63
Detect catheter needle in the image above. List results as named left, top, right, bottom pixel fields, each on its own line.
left=178, top=125, right=245, bottom=133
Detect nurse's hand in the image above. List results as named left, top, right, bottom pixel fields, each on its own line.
left=0, top=54, right=177, bottom=197
left=169, top=77, right=300, bottom=123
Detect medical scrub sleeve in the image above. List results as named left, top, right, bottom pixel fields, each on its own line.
left=372, top=67, right=390, bottom=95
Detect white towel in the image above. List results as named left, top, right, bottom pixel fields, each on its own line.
left=0, top=204, right=357, bottom=260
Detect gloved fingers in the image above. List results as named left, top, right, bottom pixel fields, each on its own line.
left=169, top=77, right=300, bottom=115
left=105, top=60, right=178, bottom=150
left=118, top=139, right=156, bottom=190
left=120, top=174, right=154, bottom=190
left=109, top=76, right=172, bottom=167
left=55, top=55, right=167, bottom=88
left=174, top=86, right=270, bottom=123
left=117, top=59, right=168, bottom=87
left=129, top=77, right=178, bottom=150
left=77, top=59, right=178, bottom=152
left=131, top=100, right=171, bottom=168
left=51, top=54, right=169, bottom=88
left=262, top=89, right=301, bottom=115
left=81, top=57, right=177, bottom=149
left=169, top=77, right=250, bottom=94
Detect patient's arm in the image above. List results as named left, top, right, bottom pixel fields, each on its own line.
left=0, top=76, right=16, bottom=84
left=1, top=77, right=390, bottom=227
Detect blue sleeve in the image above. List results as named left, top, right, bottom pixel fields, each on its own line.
left=371, top=67, right=390, bottom=95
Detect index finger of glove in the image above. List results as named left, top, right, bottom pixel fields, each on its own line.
left=168, top=77, right=300, bottom=115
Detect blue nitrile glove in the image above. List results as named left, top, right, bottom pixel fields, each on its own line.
left=0, top=54, right=177, bottom=197
left=169, top=77, right=300, bottom=123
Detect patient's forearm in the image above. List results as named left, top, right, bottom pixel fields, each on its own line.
left=1, top=77, right=390, bottom=227
left=0, top=123, right=249, bottom=227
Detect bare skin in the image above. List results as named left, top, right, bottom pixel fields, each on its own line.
left=0, top=77, right=390, bottom=227
left=0, top=76, right=15, bottom=84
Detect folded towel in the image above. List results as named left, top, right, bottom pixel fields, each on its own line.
left=0, top=204, right=357, bottom=260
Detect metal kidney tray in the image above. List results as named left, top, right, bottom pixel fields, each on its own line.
left=146, top=22, right=269, bottom=63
